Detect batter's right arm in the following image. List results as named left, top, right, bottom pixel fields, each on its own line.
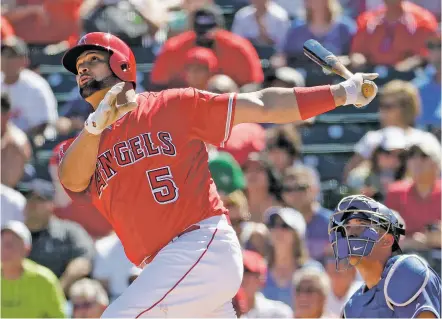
left=59, top=130, right=101, bottom=192
left=59, top=83, right=137, bottom=192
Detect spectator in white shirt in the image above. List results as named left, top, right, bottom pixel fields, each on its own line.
left=1, top=183, right=26, bottom=226
left=1, top=37, right=58, bottom=138
left=241, top=250, right=293, bottom=318
left=93, top=232, right=134, bottom=301
left=231, top=0, right=290, bottom=49
left=323, top=253, right=361, bottom=317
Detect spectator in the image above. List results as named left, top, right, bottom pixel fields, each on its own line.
left=241, top=250, right=293, bottom=318
left=385, top=135, right=441, bottom=235
left=292, top=267, right=332, bottom=318
left=69, top=278, right=109, bottom=318
left=19, top=177, right=95, bottom=293
left=1, top=16, right=15, bottom=41
left=350, top=0, right=438, bottom=69
left=266, top=124, right=303, bottom=174
left=403, top=221, right=441, bottom=277
left=347, top=126, right=408, bottom=201
left=207, top=74, right=239, bottom=94
left=242, top=152, right=282, bottom=222
left=242, top=222, right=270, bottom=257
left=323, top=250, right=361, bottom=317
left=49, top=140, right=112, bottom=239
left=222, top=190, right=250, bottom=240
left=1, top=220, right=66, bottom=318
left=280, top=0, right=356, bottom=67
left=220, top=123, right=266, bottom=167
left=231, top=0, right=290, bottom=49
left=184, top=46, right=219, bottom=90
left=265, top=66, right=306, bottom=89
left=412, top=32, right=441, bottom=130
left=281, top=165, right=332, bottom=260
left=344, top=80, right=426, bottom=180
left=151, top=6, right=264, bottom=88
left=208, top=151, right=246, bottom=197
left=262, top=207, right=323, bottom=307
left=1, top=37, right=58, bottom=138
left=2, top=0, right=82, bottom=48
left=92, top=232, right=135, bottom=301
left=1, top=183, right=26, bottom=226
left=1, top=93, right=32, bottom=188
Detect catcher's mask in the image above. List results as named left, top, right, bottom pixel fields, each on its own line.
left=328, top=195, right=405, bottom=271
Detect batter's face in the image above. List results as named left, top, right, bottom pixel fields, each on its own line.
left=75, top=50, right=119, bottom=99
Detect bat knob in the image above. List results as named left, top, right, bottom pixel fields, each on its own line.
left=362, top=81, right=376, bottom=98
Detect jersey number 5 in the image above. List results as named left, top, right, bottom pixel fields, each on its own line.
left=146, top=166, right=179, bottom=204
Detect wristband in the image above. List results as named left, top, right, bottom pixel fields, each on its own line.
left=294, top=85, right=336, bottom=120
left=340, top=78, right=358, bottom=105
left=84, top=113, right=104, bottom=135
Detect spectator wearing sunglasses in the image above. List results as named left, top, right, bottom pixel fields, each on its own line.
left=242, top=153, right=283, bottom=223
left=69, top=278, right=109, bottom=318
left=412, top=33, right=441, bottom=131
left=17, top=175, right=95, bottom=295
left=348, top=127, right=408, bottom=201
left=262, top=207, right=323, bottom=308
left=281, top=165, right=332, bottom=261
left=344, top=80, right=426, bottom=181
left=241, top=250, right=293, bottom=318
left=292, top=267, right=331, bottom=318
left=385, top=135, right=441, bottom=236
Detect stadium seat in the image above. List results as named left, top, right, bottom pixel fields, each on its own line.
left=299, top=121, right=380, bottom=145
left=302, top=144, right=353, bottom=182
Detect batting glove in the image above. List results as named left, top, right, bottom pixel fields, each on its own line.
left=340, top=73, right=379, bottom=108
left=84, top=82, right=138, bottom=135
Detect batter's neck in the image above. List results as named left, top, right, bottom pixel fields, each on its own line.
left=85, top=88, right=111, bottom=110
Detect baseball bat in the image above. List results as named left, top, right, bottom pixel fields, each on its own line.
left=303, top=39, right=375, bottom=98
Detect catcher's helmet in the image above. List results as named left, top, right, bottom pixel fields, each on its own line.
left=328, top=195, right=405, bottom=270
left=62, top=32, right=136, bottom=86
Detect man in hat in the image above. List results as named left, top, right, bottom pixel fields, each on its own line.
left=151, top=6, right=264, bottom=88
left=1, top=220, right=66, bottom=318
left=241, top=250, right=293, bottom=318
left=18, top=176, right=95, bottom=294
left=0, top=37, right=58, bottom=137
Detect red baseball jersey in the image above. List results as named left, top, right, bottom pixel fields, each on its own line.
left=58, top=88, right=236, bottom=265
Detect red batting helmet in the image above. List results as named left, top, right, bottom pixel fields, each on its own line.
left=62, top=32, right=137, bottom=86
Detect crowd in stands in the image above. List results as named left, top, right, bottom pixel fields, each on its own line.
left=1, top=0, right=441, bottom=317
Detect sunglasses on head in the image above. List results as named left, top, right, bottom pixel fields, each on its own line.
left=379, top=102, right=399, bottom=109
left=268, top=217, right=291, bottom=230
left=296, top=285, right=320, bottom=294
left=408, top=149, right=429, bottom=159
left=73, top=301, right=94, bottom=309
left=282, top=184, right=309, bottom=192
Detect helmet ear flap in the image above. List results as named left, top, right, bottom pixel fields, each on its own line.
left=109, top=50, right=133, bottom=82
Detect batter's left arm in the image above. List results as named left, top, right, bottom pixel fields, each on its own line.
left=233, top=72, right=377, bottom=126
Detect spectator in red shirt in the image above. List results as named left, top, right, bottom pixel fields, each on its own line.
left=1, top=16, right=15, bottom=41
left=385, top=134, right=441, bottom=236
left=350, top=0, right=438, bottom=70
left=151, top=6, right=264, bottom=88
left=183, top=46, right=218, bottom=90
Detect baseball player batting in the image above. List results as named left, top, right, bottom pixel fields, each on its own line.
left=57, top=32, right=378, bottom=318
left=329, top=195, right=441, bottom=318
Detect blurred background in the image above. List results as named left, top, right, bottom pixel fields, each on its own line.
left=1, top=0, right=441, bottom=318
